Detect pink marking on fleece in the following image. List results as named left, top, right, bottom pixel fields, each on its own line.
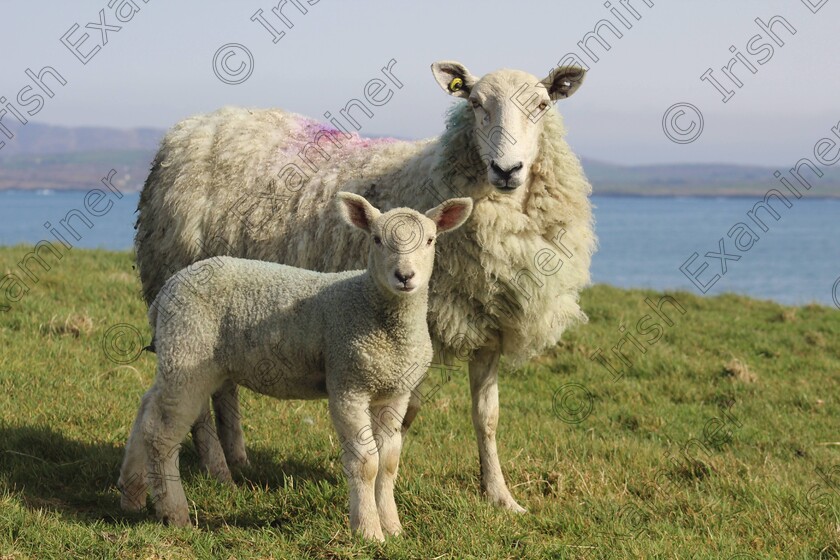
left=275, top=115, right=399, bottom=162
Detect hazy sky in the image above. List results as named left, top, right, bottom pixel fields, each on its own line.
left=1, top=0, right=837, bottom=165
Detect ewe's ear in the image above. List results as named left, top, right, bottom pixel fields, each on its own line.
left=336, top=192, right=380, bottom=233
left=426, top=197, right=473, bottom=234
left=431, top=61, right=477, bottom=99
left=542, top=66, right=586, bottom=100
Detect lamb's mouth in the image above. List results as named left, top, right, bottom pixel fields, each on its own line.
left=397, top=285, right=416, bottom=293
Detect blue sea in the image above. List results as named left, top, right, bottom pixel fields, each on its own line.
left=1, top=189, right=838, bottom=307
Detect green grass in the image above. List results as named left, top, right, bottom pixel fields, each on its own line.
left=1, top=246, right=839, bottom=559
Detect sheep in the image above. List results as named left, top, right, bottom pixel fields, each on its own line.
left=119, top=193, right=474, bottom=539
left=134, top=60, right=596, bottom=513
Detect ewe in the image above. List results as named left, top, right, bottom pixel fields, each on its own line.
left=134, top=60, right=595, bottom=512
left=120, top=193, right=473, bottom=539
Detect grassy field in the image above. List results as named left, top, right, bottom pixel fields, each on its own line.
left=0, top=246, right=838, bottom=559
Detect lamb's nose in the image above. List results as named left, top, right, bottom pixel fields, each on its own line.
left=490, top=160, right=524, bottom=178
left=395, top=271, right=415, bottom=284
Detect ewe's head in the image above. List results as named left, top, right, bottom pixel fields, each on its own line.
left=432, top=60, right=585, bottom=192
left=336, top=192, right=473, bottom=297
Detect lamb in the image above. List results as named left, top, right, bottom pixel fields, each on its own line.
left=119, top=193, right=473, bottom=540
left=134, top=60, right=596, bottom=512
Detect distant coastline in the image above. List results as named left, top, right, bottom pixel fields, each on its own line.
left=4, top=187, right=840, bottom=200
left=2, top=122, right=839, bottom=197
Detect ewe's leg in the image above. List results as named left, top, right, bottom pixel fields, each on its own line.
left=212, top=380, right=249, bottom=468
left=145, top=382, right=206, bottom=527
left=119, top=390, right=153, bottom=511
left=190, top=402, right=232, bottom=483
left=400, top=392, right=421, bottom=436
left=401, top=341, right=454, bottom=436
left=329, top=396, right=384, bottom=541
left=371, top=396, right=410, bottom=537
left=469, top=347, right=525, bottom=513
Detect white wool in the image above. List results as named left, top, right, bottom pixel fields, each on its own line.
left=136, top=98, right=594, bottom=365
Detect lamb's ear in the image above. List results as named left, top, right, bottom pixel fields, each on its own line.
left=336, top=192, right=380, bottom=233
left=426, top=197, right=473, bottom=234
left=431, top=61, right=477, bottom=99
left=542, top=66, right=586, bottom=101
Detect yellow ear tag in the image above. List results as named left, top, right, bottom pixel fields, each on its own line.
left=448, top=77, right=463, bottom=92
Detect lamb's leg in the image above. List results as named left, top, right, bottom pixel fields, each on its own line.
left=469, top=346, right=526, bottom=513
left=212, top=380, right=249, bottom=468
left=119, top=389, right=154, bottom=512
left=190, top=403, right=233, bottom=483
left=329, top=395, right=384, bottom=541
left=145, top=381, right=206, bottom=527
left=371, top=395, right=410, bottom=537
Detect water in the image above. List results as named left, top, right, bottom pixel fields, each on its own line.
left=1, top=190, right=838, bottom=307
left=0, top=189, right=139, bottom=250
left=590, top=196, right=840, bottom=306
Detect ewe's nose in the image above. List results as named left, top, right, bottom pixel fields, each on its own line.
left=490, top=160, right=523, bottom=179
left=395, top=270, right=415, bottom=285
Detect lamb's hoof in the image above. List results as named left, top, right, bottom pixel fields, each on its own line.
left=381, top=521, right=402, bottom=537
left=354, top=524, right=385, bottom=542
left=118, top=475, right=147, bottom=512
left=120, top=494, right=146, bottom=513
left=159, top=508, right=191, bottom=527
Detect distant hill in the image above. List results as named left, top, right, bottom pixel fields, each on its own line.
left=1, top=122, right=838, bottom=196
left=580, top=159, right=840, bottom=198
left=0, top=149, right=157, bottom=191
left=0, top=122, right=163, bottom=191
left=0, top=122, right=163, bottom=157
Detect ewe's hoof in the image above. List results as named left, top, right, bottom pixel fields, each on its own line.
left=506, top=501, right=527, bottom=514
left=488, top=493, right=527, bottom=514
left=226, top=455, right=250, bottom=470
left=206, top=463, right=234, bottom=485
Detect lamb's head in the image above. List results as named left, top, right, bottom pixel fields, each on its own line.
left=336, top=192, right=473, bottom=297
left=432, top=60, right=585, bottom=193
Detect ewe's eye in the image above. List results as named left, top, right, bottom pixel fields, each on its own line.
left=427, top=237, right=435, bottom=246
left=470, top=100, right=481, bottom=110
left=374, top=236, right=382, bottom=245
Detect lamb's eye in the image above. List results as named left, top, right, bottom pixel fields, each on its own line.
left=373, top=236, right=382, bottom=245
left=537, top=101, right=548, bottom=111
left=427, top=237, right=434, bottom=246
